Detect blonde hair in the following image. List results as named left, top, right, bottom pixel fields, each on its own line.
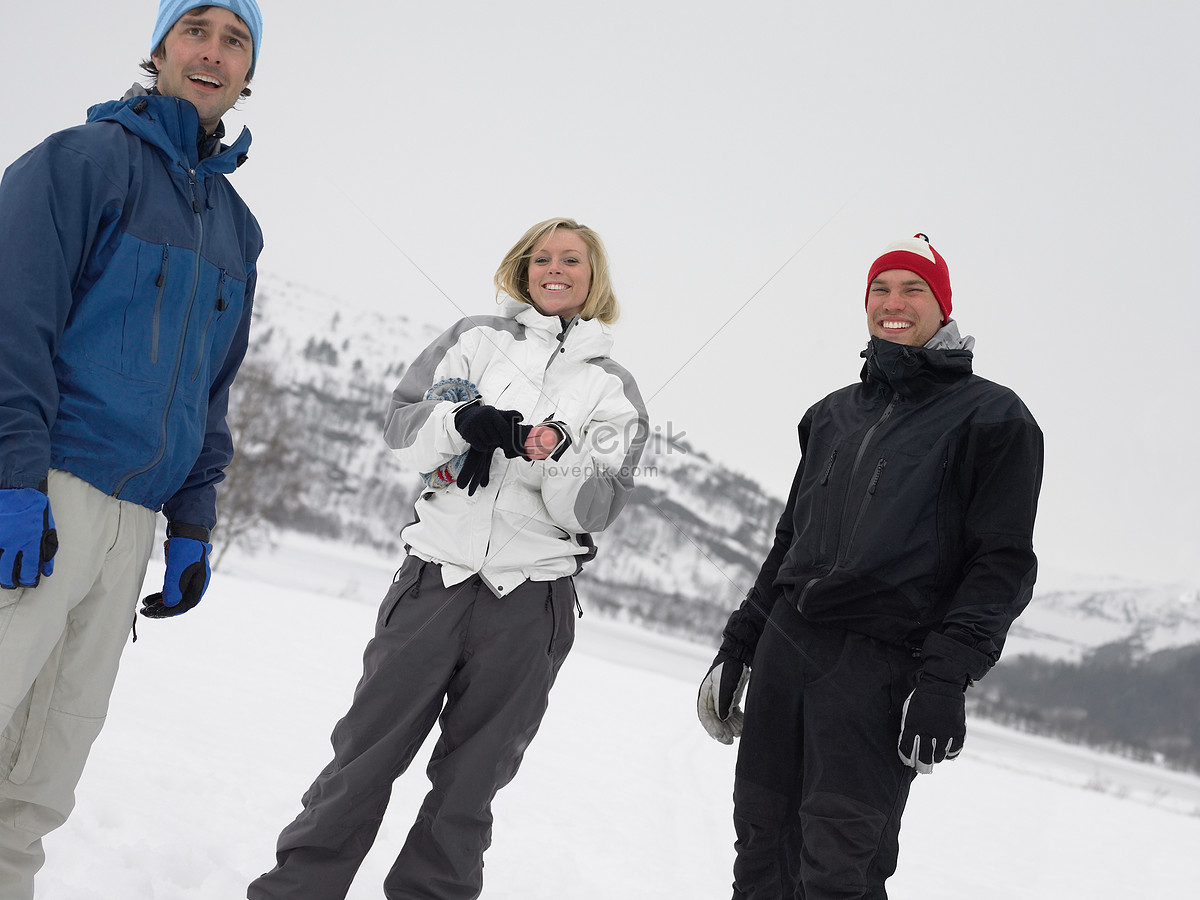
left=494, top=218, right=620, bottom=324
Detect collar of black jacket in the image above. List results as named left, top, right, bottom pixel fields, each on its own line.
left=859, top=336, right=973, bottom=399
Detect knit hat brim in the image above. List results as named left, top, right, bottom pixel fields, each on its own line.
left=150, top=0, right=263, bottom=74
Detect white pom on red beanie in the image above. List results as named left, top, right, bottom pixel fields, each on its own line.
left=865, top=233, right=952, bottom=323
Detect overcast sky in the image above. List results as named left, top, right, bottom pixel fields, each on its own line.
left=5, top=1, right=1197, bottom=587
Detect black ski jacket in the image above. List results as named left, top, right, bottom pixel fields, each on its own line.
left=721, top=334, right=1043, bottom=683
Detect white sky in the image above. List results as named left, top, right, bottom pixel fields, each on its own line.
left=5, top=0, right=1197, bottom=586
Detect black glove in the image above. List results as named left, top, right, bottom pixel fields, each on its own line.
left=897, top=674, right=965, bottom=774
left=455, top=447, right=496, bottom=496
left=897, top=629, right=995, bottom=773
left=697, top=653, right=749, bottom=745
left=454, top=404, right=531, bottom=459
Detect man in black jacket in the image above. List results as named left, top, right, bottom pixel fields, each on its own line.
left=697, top=234, right=1043, bottom=899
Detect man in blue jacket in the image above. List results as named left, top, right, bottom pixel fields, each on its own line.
left=0, top=2, right=264, bottom=895
left=697, top=235, right=1044, bottom=899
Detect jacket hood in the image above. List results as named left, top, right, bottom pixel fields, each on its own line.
left=86, top=84, right=251, bottom=176
left=923, top=319, right=975, bottom=352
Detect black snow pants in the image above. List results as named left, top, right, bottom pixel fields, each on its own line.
left=248, top=556, right=577, bottom=900
left=731, top=599, right=921, bottom=900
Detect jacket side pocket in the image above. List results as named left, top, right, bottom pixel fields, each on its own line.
left=380, top=556, right=426, bottom=628
left=547, top=577, right=578, bottom=665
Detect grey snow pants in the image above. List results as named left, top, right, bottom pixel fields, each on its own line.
left=731, top=600, right=921, bottom=900
left=248, top=556, right=577, bottom=900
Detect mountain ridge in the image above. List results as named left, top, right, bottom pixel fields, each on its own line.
left=229, top=275, right=1199, bottom=660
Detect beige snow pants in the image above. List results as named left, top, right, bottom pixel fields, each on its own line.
left=0, top=469, right=156, bottom=900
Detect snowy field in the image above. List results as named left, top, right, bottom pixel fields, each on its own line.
left=36, top=534, right=1200, bottom=899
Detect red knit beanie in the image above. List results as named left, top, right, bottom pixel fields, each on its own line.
left=864, top=233, right=952, bottom=323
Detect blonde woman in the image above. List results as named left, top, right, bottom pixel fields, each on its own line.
left=250, top=218, right=648, bottom=900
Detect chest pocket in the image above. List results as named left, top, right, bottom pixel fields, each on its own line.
left=73, top=236, right=170, bottom=381
left=78, top=237, right=247, bottom=388
left=189, top=268, right=247, bottom=383
left=76, top=239, right=192, bottom=383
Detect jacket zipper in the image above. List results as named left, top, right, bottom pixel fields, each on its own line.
left=819, top=450, right=838, bottom=485
left=192, top=269, right=226, bottom=380
left=491, top=320, right=567, bottom=501
left=799, top=392, right=899, bottom=607
left=151, top=244, right=170, bottom=364
left=817, top=449, right=838, bottom=557
left=933, top=454, right=952, bottom=585
left=841, top=457, right=887, bottom=561
left=516, top=315, right=578, bottom=446
left=544, top=314, right=579, bottom=372
left=546, top=583, right=558, bottom=656
left=112, top=165, right=205, bottom=498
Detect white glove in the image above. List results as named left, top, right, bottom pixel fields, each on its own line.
left=697, top=660, right=748, bottom=745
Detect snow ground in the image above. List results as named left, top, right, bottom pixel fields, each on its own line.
left=35, top=535, right=1200, bottom=899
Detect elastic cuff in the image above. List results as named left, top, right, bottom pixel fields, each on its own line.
left=167, top=522, right=212, bottom=542
left=717, top=641, right=755, bottom=669
left=709, top=651, right=743, bottom=677
left=541, top=419, right=574, bottom=461
left=920, top=631, right=994, bottom=685
left=0, top=475, right=50, bottom=492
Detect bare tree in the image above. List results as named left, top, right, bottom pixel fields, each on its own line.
left=212, top=357, right=319, bottom=569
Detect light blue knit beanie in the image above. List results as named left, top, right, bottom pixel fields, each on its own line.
left=150, top=1, right=263, bottom=74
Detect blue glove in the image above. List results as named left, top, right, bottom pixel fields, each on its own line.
left=140, top=526, right=211, bottom=618
left=0, top=487, right=58, bottom=589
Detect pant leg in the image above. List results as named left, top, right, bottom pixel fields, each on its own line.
left=731, top=602, right=921, bottom=900
left=731, top=601, right=810, bottom=900
left=0, top=470, right=155, bottom=900
left=795, top=619, right=919, bottom=900
left=383, top=576, right=576, bottom=900
left=249, top=558, right=474, bottom=900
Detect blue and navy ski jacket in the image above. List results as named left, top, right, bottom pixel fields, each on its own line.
left=0, top=88, right=262, bottom=530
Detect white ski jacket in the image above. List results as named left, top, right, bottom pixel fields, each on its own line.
left=384, top=300, right=648, bottom=596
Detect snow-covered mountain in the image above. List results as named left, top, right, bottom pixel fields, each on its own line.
left=1005, top=575, right=1200, bottom=662
left=206, top=275, right=1200, bottom=773
left=236, top=276, right=1199, bottom=658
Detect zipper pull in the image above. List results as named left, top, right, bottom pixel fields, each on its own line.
left=868, top=458, right=887, bottom=494
left=155, top=245, right=169, bottom=287
left=188, top=168, right=201, bottom=213
left=820, top=450, right=838, bottom=485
